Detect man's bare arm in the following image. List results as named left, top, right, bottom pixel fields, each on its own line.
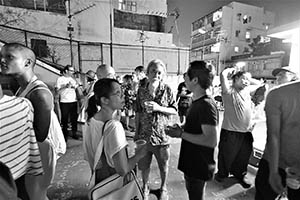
left=265, top=92, right=284, bottom=193
left=30, top=89, right=53, bottom=142
left=220, top=68, right=235, bottom=94
left=266, top=113, right=281, bottom=174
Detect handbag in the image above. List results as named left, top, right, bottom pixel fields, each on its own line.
left=90, top=171, right=143, bottom=200
left=88, top=121, right=143, bottom=200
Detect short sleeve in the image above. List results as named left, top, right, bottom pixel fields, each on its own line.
left=103, top=120, right=128, bottom=167
left=166, top=85, right=177, bottom=111
left=200, top=100, right=218, bottom=126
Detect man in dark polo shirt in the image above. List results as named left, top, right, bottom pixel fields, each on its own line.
left=166, top=60, right=219, bottom=200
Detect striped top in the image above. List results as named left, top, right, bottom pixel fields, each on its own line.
left=0, top=95, right=43, bottom=180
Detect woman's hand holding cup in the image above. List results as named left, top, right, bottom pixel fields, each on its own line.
left=285, top=167, right=300, bottom=190
left=144, top=101, right=152, bottom=113
left=134, top=139, right=147, bottom=158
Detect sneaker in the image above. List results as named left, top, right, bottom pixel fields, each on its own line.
left=239, top=175, right=252, bottom=188
left=159, top=189, right=168, bottom=200
left=214, top=173, right=226, bottom=183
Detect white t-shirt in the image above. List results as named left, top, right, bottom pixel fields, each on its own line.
left=55, top=76, right=78, bottom=103
left=222, top=87, right=253, bottom=132
left=83, top=119, right=128, bottom=169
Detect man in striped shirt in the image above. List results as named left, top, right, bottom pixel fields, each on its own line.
left=0, top=78, right=43, bottom=199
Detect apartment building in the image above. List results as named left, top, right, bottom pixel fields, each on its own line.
left=190, top=1, right=275, bottom=73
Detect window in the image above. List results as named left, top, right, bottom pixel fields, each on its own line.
left=234, top=46, right=239, bottom=53
left=243, top=15, right=252, bottom=24
left=119, top=0, right=125, bottom=10
left=31, top=39, right=48, bottom=57
left=245, top=31, right=251, bottom=39
left=248, top=16, right=252, bottom=23
left=235, top=30, right=240, bottom=37
left=243, top=47, right=250, bottom=53
left=263, top=23, right=270, bottom=30
left=131, top=2, right=137, bottom=12
left=119, top=0, right=137, bottom=12
left=265, top=25, right=269, bottom=30
left=237, top=13, right=242, bottom=21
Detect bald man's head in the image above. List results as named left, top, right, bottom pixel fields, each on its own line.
left=96, top=64, right=115, bottom=79
left=0, top=43, right=36, bottom=76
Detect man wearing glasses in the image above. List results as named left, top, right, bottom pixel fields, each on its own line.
left=55, top=65, right=80, bottom=141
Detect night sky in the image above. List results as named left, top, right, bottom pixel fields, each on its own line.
left=166, top=0, right=300, bottom=46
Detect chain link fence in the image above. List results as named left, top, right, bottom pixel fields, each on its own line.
left=0, top=25, right=190, bottom=75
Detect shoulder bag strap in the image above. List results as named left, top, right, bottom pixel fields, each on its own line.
left=92, top=120, right=110, bottom=171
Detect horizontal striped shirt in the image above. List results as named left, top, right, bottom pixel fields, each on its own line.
left=0, top=95, right=43, bottom=180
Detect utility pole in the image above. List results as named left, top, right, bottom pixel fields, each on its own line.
left=109, top=0, right=113, bottom=67
left=66, top=0, right=74, bottom=68
left=138, top=28, right=148, bottom=66
left=65, top=0, right=95, bottom=71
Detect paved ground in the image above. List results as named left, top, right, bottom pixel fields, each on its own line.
left=48, top=111, right=265, bottom=199
left=47, top=138, right=256, bottom=200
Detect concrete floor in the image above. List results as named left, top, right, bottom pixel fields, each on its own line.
left=47, top=137, right=256, bottom=200
left=48, top=111, right=264, bottom=199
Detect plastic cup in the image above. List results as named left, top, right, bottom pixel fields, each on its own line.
left=144, top=101, right=152, bottom=113
left=135, top=139, right=147, bottom=148
left=286, top=167, right=300, bottom=190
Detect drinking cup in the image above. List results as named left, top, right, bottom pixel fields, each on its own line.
left=144, top=101, right=152, bottom=113
left=286, top=167, right=300, bottom=190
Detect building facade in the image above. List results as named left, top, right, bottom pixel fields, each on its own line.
left=267, top=20, right=300, bottom=75
left=190, top=1, right=275, bottom=73
left=0, top=0, right=189, bottom=77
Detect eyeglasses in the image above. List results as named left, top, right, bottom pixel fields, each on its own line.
left=110, top=91, right=123, bottom=97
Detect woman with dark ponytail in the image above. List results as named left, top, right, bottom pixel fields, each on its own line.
left=83, top=78, right=146, bottom=183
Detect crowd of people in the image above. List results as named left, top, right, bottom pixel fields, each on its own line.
left=1, top=42, right=300, bottom=200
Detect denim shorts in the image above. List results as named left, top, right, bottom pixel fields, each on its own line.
left=138, top=144, right=170, bottom=171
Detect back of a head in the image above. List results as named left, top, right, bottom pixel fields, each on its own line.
left=123, top=74, right=133, bottom=82
left=96, top=64, right=115, bottom=79
left=86, top=70, right=96, bottom=81
left=188, top=60, right=215, bottom=89
left=135, top=65, right=144, bottom=73
left=86, top=78, right=119, bottom=121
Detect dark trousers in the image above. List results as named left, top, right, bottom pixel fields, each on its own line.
left=60, top=102, right=78, bottom=141
left=255, top=159, right=300, bottom=200
left=217, top=129, right=253, bottom=180
left=184, top=175, right=206, bottom=200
